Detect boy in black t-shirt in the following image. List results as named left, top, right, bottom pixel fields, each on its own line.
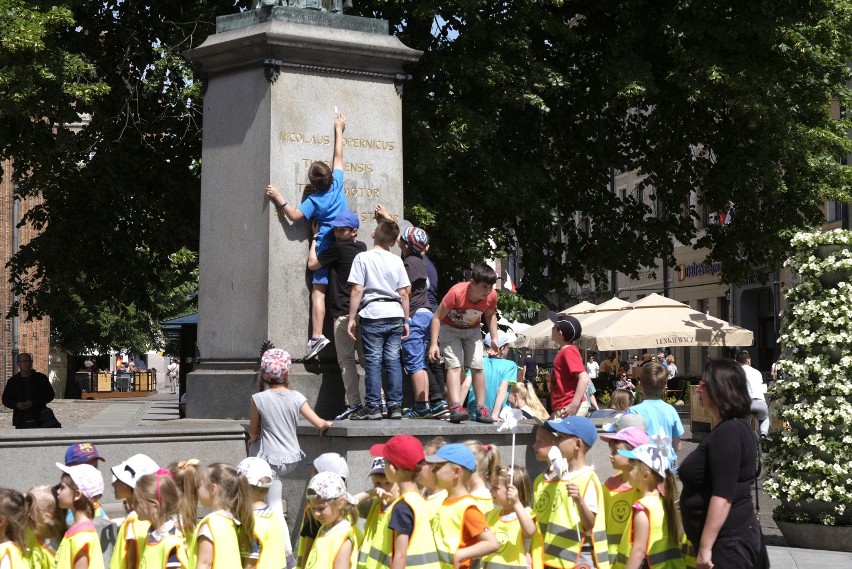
left=395, top=226, right=434, bottom=418
left=308, top=210, right=368, bottom=420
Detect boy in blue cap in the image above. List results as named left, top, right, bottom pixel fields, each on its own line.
left=532, top=416, right=609, bottom=569
left=425, top=444, right=498, bottom=569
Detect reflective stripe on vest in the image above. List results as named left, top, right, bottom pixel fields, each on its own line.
left=358, top=499, right=391, bottom=569
left=533, top=472, right=610, bottom=569
left=356, top=491, right=444, bottom=569
left=481, top=508, right=532, bottom=569
left=431, top=496, right=478, bottom=569
left=305, top=521, right=358, bottom=569
left=398, top=492, right=440, bottom=569
left=612, top=495, right=685, bottom=569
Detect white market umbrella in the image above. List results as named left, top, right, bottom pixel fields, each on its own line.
left=511, top=298, right=632, bottom=349
left=578, top=293, right=754, bottom=351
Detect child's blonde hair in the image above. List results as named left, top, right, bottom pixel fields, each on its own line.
left=510, top=383, right=549, bottom=421
left=168, top=459, right=201, bottom=536
left=491, top=465, right=532, bottom=508
left=201, top=463, right=256, bottom=554
left=609, top=389, right=633, bottom=412
left=134, top=471, right=181, bottom=529
left=631, top=461, right=680, bottom=543
left=24, top=486, right=63, bottom=543
left=0, top=488, right=26, bottom=545
left=462, top=440, right=501, bottom=483
left=423, top=437, right=446, bottom=456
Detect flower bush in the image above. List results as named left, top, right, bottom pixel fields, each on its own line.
left=768, top=230, right=852, bottom=525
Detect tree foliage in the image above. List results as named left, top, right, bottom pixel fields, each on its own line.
left=356, top=0, right=852, bottom=302
left=3, top=0, right=852, bottom=351
left=0, top=1, right=240, bottom=353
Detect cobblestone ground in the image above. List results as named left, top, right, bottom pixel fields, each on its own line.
left=0, top=399, right=114, bottom=430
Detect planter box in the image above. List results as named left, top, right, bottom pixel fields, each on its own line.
left=776, top=520, right=852, bottom=552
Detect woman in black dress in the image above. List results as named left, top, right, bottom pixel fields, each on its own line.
left=678, top=358, right=762, bottom=569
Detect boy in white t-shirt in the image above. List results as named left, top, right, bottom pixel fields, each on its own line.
left=347, top=219, right=411, bottom=420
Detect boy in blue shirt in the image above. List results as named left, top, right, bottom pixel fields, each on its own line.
left=266, top=112, right=348, bottom=360
left=629, top=362, right=683, bottom=470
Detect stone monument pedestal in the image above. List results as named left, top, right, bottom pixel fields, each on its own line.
left=185, top=8, right=420, bottom=418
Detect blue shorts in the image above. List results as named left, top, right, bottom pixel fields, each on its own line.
left=401, top=310, right=433, bottom=373
left=312, top=266, right=329, bottom=286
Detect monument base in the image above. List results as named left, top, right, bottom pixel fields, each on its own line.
left=187, top=360, right=347, bottom=420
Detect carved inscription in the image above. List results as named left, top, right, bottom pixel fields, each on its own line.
left=279, top=131, right=395, bottom=151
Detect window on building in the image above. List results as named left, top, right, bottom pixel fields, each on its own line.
left=827, top=199, right=844, bottom=222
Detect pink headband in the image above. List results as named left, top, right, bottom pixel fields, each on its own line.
left=155, top=468, right=172, bottom=505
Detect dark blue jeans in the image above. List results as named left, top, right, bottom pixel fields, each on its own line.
left=360, top=317, right=404, bottom=408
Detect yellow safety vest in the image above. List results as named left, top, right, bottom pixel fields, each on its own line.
left=679, top=535, right=696, bottom=569
left=23, top=529, right=55, bottom=569
left=533, top=470, right=610, bottom=569
left=139, top=521, right=189, bottom=569
left=111, top=511, right=150, bottom=569
left=612, top=495, right=685, bottom=569
left=253, top=507, right=286, bottom=569
left=430, top=495, right=478, bottom=569
left=422, top=490, right=447, bottom=521
left=358, top=499, right=389, bottom=569
left=305, top=520, right=359, bottom=569
left=55, top=521, right=106, bottom=569
left=191, top=511, right=243, bottom=569
left=296, top=507, right=315, bottom=569
left=358, top=491, right=440, bottom=569
left=471, top=493, right=495, bottom=515
left=481, top=508, right=534, bottom=569
left=602, top=477, right=640, bottom=561
left=0, top=541, right=25, bottom=569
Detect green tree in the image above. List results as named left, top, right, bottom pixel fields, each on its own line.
left=357, top=0, right=852, bottom=302
left=5, top=1, right=852, bottom=351
left=1, top=1, right=240, bottom=353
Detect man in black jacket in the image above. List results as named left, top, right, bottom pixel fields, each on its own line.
left=2, top=352, right=55, bottom=428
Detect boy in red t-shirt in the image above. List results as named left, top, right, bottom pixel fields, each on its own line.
left=549, top=312, right=591, bottom=418
left=428, top=264, right=500, bottom=423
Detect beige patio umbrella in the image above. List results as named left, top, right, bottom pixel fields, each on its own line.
left=512, top=298, right=631, bottom=349
left=578, top=293, right=754, bottom=351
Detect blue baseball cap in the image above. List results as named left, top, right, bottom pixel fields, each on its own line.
left=545, top=416, right=597, bottom=448
left=65, top=442, right=105, bottom=465
left=331, top=210, right=359, bottom=229
left=424, top=443, right=476, bottom=472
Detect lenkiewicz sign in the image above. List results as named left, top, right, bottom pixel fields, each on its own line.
left=657, top=336, right=697, bottom=345
left=678, top=261, right=722, bottom=281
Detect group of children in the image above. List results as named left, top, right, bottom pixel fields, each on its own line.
left=265, top=111, right=507, bottom=425
left=299, top=417, right=690, bottom=569
left=0, top=442, right=295, bottom=569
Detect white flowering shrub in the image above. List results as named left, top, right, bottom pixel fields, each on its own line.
left=768, top=230, right=852, bottom=525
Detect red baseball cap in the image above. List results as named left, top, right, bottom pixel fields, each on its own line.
left=370, top=435, right=424, bottom=471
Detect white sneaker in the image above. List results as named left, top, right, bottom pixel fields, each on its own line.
left=305, top=336, right=330, bottom=360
